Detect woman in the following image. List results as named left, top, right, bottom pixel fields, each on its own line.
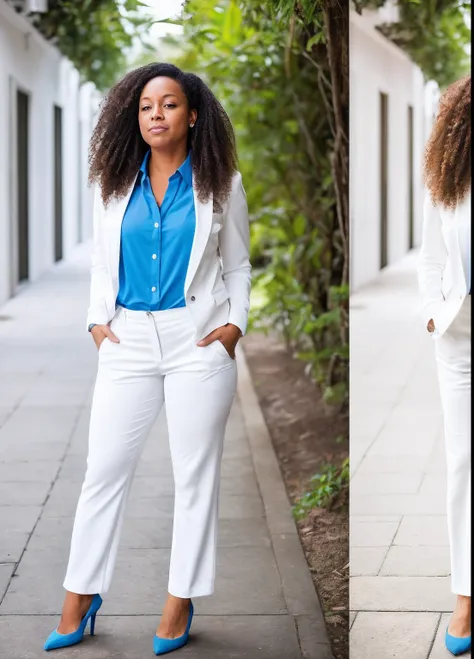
left=44, top=62, right=251, bottom=655
left=418, top=74, right=471, bottom=656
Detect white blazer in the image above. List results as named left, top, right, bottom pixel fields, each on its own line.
left=86, top=170, right=252, bottom=342
left=417, top=189, right=471, bottom=338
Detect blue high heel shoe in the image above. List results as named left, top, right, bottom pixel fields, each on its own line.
left=153, top=600, right=194, bottom=656
left=44, top=594, right=103, bottom=651
left=445, top=625, right=472, bottom=656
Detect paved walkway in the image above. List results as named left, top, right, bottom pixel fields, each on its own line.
left=349, top=251, right=470, bottom=659
left=0, top=245, right=330, bottom=658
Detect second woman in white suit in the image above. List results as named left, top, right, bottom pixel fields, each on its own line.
left=43, top=62, right=251, bottom=655
left=418, top=74, right=471, bottom=656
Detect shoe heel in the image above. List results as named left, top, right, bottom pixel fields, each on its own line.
left=90, top=613, right=97, bottom=636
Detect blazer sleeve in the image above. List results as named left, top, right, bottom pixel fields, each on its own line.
left=417, top=191, right=448, bottom=331
left=219, top=171, right=252, bottom=336
left=85, top=185, right=110, bottom=330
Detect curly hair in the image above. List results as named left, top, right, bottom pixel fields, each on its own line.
left=88, top=63, right=238, bottom=211
left=423, top=74, right=471, bottom=210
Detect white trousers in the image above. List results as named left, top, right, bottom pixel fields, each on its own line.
left=63, top=306, right=237, bottom=598
left=435, top=296, right=471, bottom=596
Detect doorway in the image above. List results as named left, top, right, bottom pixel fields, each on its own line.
left=408, top=105, right=414, bottom=250
left=17, top=90, right=29, bottom=282
left=379, top=92, right=389, bottom=270
left=54, top=105, right=63, bottom=262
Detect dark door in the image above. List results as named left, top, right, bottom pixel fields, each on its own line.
left=380, top=92, right=389, bottom=270
left=78, top=120, right=83, bottom=243
left=17, top=90, right=29, bottom=282
left=54, top=105, right=63, bottom=262
left=408, top=105, right=414, bottom=250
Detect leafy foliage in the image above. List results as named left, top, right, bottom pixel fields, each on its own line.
left=293, top=457, right=350, bottom=519
left=169, top=0, right=349, bottom=408
left=354, top=0, right=471, bottom=88
left=15, top=0, right=154, bottom=90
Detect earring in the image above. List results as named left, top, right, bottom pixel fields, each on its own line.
left=189, top=123, right=194, bottom=128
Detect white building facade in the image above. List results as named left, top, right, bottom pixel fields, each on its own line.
left=0, top=0, right=100, bottom=307
left=350, top=3, right=438, bottom=291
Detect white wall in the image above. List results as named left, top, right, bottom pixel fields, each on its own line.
left=0, top=1, right=99, bottom=306
left=350, top=8, right=433, bottom=291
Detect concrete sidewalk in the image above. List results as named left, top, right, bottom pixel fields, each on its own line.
left=0, top=245, right=331, bottom=658
left=349, top=251, right=470, bottom=659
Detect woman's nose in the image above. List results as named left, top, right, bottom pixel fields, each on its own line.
left=151, top=106, right=164, bottom=121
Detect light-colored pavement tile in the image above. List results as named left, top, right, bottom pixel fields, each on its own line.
left=350, top=576, right=456, bottom=611
left=351, top=515, right=402, bottom=523
left=350, top=547, right=387, bottom=576
left=350, top=520, right=400, bottom=547
left=354, top=454, right=429, bottom=475
left=351, top=491, right=446, bottom=516
left=350, top=471, right=424, bottom=495
left=0, top=406, right=14, bottom=428
left=366, top=429, right=437, bottom=457
left=0, top=481, right=51, bottom=506
left=0, top=564, right=15, bottom=600
left=420, top=474, right=448, bottom=497
left=0, top=506, right=42, bottom=563
left=393, top=515, right=449, bottom=546
left=425, top=450, right=448, bottom=474
left=0, top=406, right=80, bottom=444
left=380, top=546, right=451, bottom=576
left=0, top=441, right=67, bottom=463
left=350, top=611, right=440, bottom=659
left=0, top=461, right=60, bottom=483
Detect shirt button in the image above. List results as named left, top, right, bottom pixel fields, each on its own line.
left=190, top=296, right=196, bottom=301
left=154, top=223, right=159, bottom=228
left=152, top=254, right=157, bottom=260
left=151, top=287, right=156, bottom=292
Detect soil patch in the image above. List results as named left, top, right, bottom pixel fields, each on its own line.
left=241, top=332, right=349, bottom=659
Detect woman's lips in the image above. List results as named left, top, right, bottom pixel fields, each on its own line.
left=149, top=126, right=168, bottom=134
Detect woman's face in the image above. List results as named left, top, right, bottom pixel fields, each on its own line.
left=138, top=76, right=197, bottom=151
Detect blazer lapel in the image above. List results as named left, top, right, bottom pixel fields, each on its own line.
left=184, top=182, right=213, bottom=294
left=106, top=174, right=138, bottom=279
left=453, top=216, right=467, bottom=286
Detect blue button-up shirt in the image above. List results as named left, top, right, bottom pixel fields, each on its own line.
left=116, top=150, right=196, bottom=311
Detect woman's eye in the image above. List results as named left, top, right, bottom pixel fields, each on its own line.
left=141, top=106, right=151, bottom=111
left=164, top=104, right=176, bottom=108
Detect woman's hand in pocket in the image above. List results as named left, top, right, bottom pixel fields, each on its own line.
left=427, top=318, right=436, bottom=334
left=91, top=324, right=120, bottom=350
left=197, top=323, right=241, bottom=359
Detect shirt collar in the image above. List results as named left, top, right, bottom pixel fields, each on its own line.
left=139, top=149, right=193, bottom=187
left=177, top=150, right=193, bottom=187
left=139, top=149, right=151, bottom=178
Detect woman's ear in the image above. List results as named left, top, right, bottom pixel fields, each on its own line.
left=189, top=110, right=198, bottom=128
